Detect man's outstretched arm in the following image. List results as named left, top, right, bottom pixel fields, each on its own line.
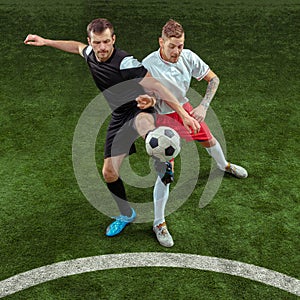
left=24, top=34, right=87, bottom=57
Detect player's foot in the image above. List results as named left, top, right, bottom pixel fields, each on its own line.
left=153, top=222, right=174, bottom=247
left=106, top=208, right=136, bottom=237
left=154, top=159, right=174, bottom=185
left=224, top=162, right=248, bottom=178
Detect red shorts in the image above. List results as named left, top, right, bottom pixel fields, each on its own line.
left=156, top=102, right=212, bottom=142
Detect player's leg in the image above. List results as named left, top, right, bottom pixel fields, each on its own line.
left=201, top=136, right=227, bottom=170
left=103, top=113, right=137, bottom=237
left=176, top=108, right=247, bottom=178
left=200, top=135, right=248, bottom=179
left=102, top=155, right=132, bottom=216
left=153, top=159, right=174, bottom=247
left=135, top=110, right=175, bottom=246
left=151, top=113, right=183, bottom=247
left=103, top=155, right=136, bottom=236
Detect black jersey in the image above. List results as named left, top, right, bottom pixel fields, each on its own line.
left=83, top=46, right=148, bottom=113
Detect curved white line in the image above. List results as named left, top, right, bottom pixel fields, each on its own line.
left=0, top=253, right=299, bottom=297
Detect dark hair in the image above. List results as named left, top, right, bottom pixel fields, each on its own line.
left=87, top=18, right=114, bottom=37
left=161, top=19, right=184, bottom=39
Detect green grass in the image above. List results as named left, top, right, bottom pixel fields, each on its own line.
left=0, top=0, right=299, bottom=299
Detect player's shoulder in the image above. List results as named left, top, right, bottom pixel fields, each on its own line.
left=142, top=50, right=161, bottom=68
left=143, top=50, right=159, bottom=62
left=82, top=45, right=93, bottom=59
left=181, top=49, right=204, bottom=66
left=181, top=49, right=198, bottom=60
left=116, top=49, right=144, bottom=70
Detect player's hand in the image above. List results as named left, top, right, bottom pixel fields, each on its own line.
left=182, top=115, right=201, bottom=134
left=136, top=94, right=156, bottom=110
left=24, top=34, right=46, bottom=46
left=191, top=104, right=207, bottom=123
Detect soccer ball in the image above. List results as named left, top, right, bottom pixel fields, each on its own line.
left=145, top=126, right=181, bottom=162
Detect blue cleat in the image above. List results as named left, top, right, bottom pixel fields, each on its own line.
left=106, top=208, right=136, bottom=237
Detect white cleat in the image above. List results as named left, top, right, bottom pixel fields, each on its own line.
left=225, top=162, right=248, bottom=179
left=153, top=222, right=174, bottom=247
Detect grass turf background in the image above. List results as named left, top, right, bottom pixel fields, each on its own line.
left=0, top=0, right=299, bottom=299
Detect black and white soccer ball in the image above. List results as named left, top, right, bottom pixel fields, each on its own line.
left=145, top=126, right=181, bottom=162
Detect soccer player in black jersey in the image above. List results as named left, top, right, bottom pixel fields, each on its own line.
left=24, top=18, right=199, bottom=237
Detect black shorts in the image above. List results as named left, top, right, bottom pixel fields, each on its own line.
left=104, top=101, right=155, bottom=158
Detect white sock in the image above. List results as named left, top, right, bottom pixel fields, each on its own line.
left=153, top=176, right=169, bottom=227
left=205, top=140, right=228, bottom=170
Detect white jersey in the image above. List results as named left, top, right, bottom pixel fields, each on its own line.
left=142, top=49, right=210, bottom=114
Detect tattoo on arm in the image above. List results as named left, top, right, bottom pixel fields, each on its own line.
left=201, top=76, right=220, bottom=108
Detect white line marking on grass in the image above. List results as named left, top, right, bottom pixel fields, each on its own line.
left=0, top=253, right=299, bottom=297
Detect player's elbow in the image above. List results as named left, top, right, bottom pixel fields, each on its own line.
left=211, top=75, right=220, bottom=86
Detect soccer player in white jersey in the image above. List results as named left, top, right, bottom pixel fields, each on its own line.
left=142, top=19, right=248, bottom=247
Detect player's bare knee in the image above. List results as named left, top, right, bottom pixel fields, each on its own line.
left=102, top=166, right=118, bottom=183
left=135, top=112, right=155, bottom=127
left=135, top=112, right=155, bottom=138
left=201, top=136, right=216, bottom=148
